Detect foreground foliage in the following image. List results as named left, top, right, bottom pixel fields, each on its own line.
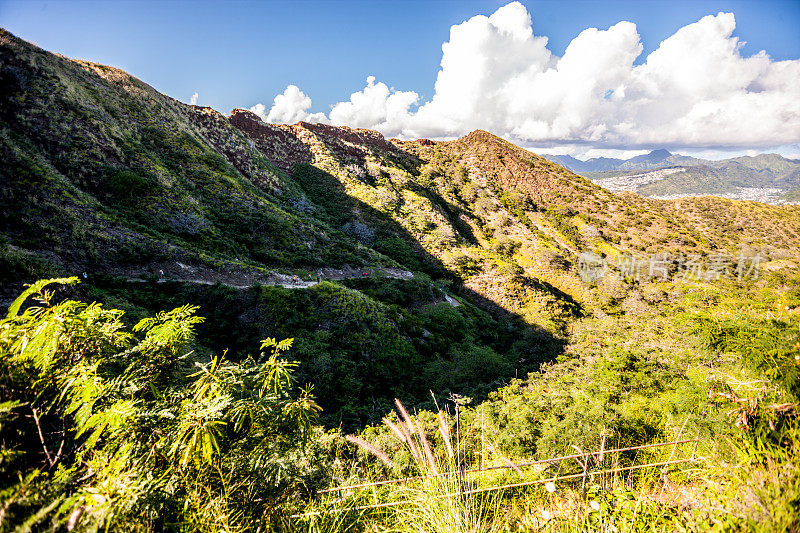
left=0, top=278, right=319, bottom=531
left=301, top=273, right=800, bottom=532
left=2, top=270, right=799, bottom=532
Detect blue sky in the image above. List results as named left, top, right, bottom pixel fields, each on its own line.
left=1, top=0, right=799, bottom=158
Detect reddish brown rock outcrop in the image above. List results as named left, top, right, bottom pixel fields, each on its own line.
left=229, top=109, right=313, bottom=174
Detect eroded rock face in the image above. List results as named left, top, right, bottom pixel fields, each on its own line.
left=411, top=138, right=436, bottom=147
left=229, top=109, right=408, bottom=172
left=297, top=121, right=397, bottom=153
left=228, top=109, right=312, bottom=174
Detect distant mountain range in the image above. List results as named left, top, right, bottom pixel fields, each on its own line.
left=547, top=149, right=675, bottom=173
left=544, top=150, right=800, bottom=204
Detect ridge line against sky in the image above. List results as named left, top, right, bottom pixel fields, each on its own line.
left=1, top=0, right=798, bottom=159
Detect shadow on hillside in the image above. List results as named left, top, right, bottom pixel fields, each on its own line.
left=65, top=158, right=573, bottom=430
left=5, top=134, right=572, bottom=431
left=279, top=162, right=570, bottom=425
left=403, top=180, right=481, bottom=247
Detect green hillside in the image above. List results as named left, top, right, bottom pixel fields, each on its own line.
left=2, top=28, right=800, bottom=531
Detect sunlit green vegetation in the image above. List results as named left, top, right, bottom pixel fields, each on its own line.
left=0, top=278, right=320, bottom=530
left=64, top=274, right=561, bottom=429
left=3, top=272, right=798, bottom=531
left=297, top=272, right=800, bottom=532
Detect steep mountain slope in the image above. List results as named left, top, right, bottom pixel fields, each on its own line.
left=0, top=29, right=396, bottom=286
left=3, top=27, right=800, bottom=425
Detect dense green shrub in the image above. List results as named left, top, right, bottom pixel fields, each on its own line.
left=106, top=168, right=155, bottom=198
left=691, top=314, right=800, bottom=402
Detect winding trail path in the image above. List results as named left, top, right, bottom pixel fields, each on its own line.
left=124, top=277, right=316, bottom=290
left=122, top=264, right=414, bottom=290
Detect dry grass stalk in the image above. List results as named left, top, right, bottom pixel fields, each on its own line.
left=570, top=445, right=587, bottom=468
left=345, top=435, right=394, bottom=468
left=437, top=410, right=454, bottom=459
left=416, top=419, right=439, bottom=475
left=383, top=416, right=408, bottom=444
left=486, top=440, right=523, bottom=478
left=394, top=398, right=414, bottom=428
left=400, top=421, right=423, bottom=464
left=394, top=398, right=423, bottom=463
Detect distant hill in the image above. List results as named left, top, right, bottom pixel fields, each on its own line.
left=548, top=149, right=677, bottom=173
left=547, top=154, right=625, bottom=173
left=620, top=148, right=674, bottom=169
left=545, top=150, right=800, bottom=203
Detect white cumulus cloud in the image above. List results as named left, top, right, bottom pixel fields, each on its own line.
left=189, top=92, right=198, bottom=105
left=328, top=76, right=419, bottom=131
left=249, top=2, right=800, bottom=153
left=250, top=85, right=328, bottom=124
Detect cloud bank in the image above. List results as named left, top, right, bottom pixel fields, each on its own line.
left=250, top=2, right=800, bottom=153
